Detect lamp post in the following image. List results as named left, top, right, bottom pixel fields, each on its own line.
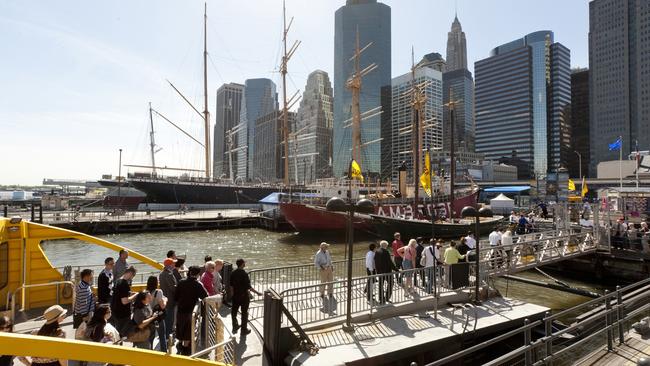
left=574, top=150, right=582, bottom=180
left=326, top=196, right=375, bottom=333
left=460, top=205, right=493, bottom=302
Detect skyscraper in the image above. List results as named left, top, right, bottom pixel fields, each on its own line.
left=570, top=69, right=590, bottom=179
left=589, top=0, right=650, bottom=175
left=390, top=66, right=443, bottom=182
left=237, top=78, right=277, bottom=180
left=475, top=31, right=571, bottom=178
left=213, top=83, right=243, bottom=179
left=289, top=70, right=334, bottom=184
left=253, top=110, right=296, bottom=182
left=445, top=15, right=467, bottom=72
left=333, top=0, right=391, bottom=178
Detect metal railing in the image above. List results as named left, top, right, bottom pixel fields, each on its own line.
left=53, top=262, right=160, bottom=286
left=248, top=258, right=366, bottom=300
left=277, top=265, right=473, bottom=327
left=424, top=277, right=650, bottom=366
left=7, top=281, right=75, bottom=321
left=190, top=296, right=236, bottom=365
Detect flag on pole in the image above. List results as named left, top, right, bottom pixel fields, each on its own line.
left=420, top=153, right=432, bottom=197
left=350, top=159, right=364, bottom=183
left=581, top=176, right=588, bottom=197
left=568, top=179, right=576, bottom=191
left=608, top=137, right=622, bottom=151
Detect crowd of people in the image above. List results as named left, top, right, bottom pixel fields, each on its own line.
left=1, top=248, right=261, bottom=366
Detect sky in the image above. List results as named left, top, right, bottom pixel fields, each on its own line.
left=0, top=0, right=589, bottom=185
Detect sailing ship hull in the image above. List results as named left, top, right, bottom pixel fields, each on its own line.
left=280, top=191, right=479, bottom=234
left=369, top=214, right=505, bottom=240
left=128, top=179, right=290, bottom=205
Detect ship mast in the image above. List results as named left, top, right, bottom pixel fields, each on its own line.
left=202, top=3, right=211, bottom=179
left=281, top=0, right=301, bottom=186
left=148, top=102, right=157, bottom=177
left=444, top=90, right=459, bottom=218
left=409, top=49, right=426, bottom=210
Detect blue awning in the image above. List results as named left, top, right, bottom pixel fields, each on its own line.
left=484, top=186, right=531, bottom=193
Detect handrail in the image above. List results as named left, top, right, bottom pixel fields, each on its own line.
left=8, top=281, right=75, bottom=322
left=189, top=337, right=235, bottom=358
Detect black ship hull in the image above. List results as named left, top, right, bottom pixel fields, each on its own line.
left=128, top=179, right=290, bottom=205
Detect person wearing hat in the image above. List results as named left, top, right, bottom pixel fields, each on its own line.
left=30, top=305, right=68, bottom=366
left=314, top=242, right=333, bottom=298
left=158, top=257, right=178, bottom=341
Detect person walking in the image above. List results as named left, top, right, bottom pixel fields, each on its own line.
left=97, top=257, right=114, bottom=305
left=174, top=266, right=208, bottom=355
left=364, top=243, right=376, bottom=302
left=31, top=305, right=68, bottom=366
left=229, top=259, right=262, bottom=336
left=397, top=239, right=417, bottom=295
left=201, top=261, right=217, bottom=296
left=314, top=242, right=333, bottom=298
left=374, top=241, right=397, bottom=304
left=111, top=266, right=138, bottom=336
left=146, top=276, right=168, bottom=352
left=73, top=269, right=95, bottom=330
left=113, top=250, right=129, bottom=283
left=159, top=257, right=177, bottom=341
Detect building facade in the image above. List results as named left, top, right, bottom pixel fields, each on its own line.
left=252, top=110, right=296, bottom=183
left=443, top=68, right=475, bottom=152
left=570, top=69, right=590, bottom=178
left=237, top=78, right=277, bottom=181
left=445, top=15, right=467, bottom=72
left=589, top=0, right=650, bottom=175
left=390, top=67, right=443, bottom=182
left=475, top=31, right=571, bottom=178
left=333, top=0, right=391, bottom=178
left=213, top=83, right=244, bottom=180
left=289, top=70, right=334, bottom=184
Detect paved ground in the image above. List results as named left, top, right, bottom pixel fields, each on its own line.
left=576, top=331, right=650, bottom=366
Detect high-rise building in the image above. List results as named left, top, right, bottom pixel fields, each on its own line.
left=237, top=78, right=277, bottom=180
left=589, top=0, right=650, bottom=175
left=289, top=70, right=334, bottom=184
left=443, top=69, right=475, bottom=152
left=252, top=110, right=295, bottom=182
left=445, top=15, right=467, bottom=72
left=333, top=0, right=391, bottom=178
left=475, top=31, right=571, bottom=178
left=390, top=66, right=443, bottom=182
left=417, top=52, right=446, bottom=72
left=570, top=69, right=590, bottom=178
left=213, top=83, right=244, bottom=179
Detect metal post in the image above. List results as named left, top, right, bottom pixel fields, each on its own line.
left=616, top=285, right=624, bottom=344
left=3, top=206, right=7, bottom=218
left=38, top=204, right=43, bottom=223
left=343, top=206, right=355, bottom=332
left=605, top=290, right=613, bottom=351
left=544, top=311, right=553, bottom=365
left=30, top=205, right=35, bottom=222
left=474, top=213, right=480, bottom=302
left=524, top=318, right=532, bottom=366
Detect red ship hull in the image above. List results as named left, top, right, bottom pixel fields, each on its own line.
left=280, top=191, right=478, bottom=233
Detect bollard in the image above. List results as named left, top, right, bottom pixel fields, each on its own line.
left=544, top=311, right=553, bottom=366
left=605, top=290, right=613, bottom=351
left=617, top=285, right=625, bottom=344
left=524, top=318, right=532, bottom=366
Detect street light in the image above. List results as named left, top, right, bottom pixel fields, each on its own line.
left=574, top=150, right=582, bottom=179
left=326, top=196, right=375, bottom=333
left=460, top=205, right=493, bottom=302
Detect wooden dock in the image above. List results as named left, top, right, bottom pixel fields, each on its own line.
left=577, top=331, right=650, bottom=365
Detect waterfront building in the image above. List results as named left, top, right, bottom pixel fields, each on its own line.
left=481, top=161, right=518, bottom=182
left=589, top=0, right=650, bottom=175
left=213, top=83, right=244, bottom=179
left=445, top=14, right=467, bottom=72
left=570, top=69, right=590, bottom=178
left=390, top=66, right=443, bottom=183
left=252, top=110, right=296, bottom=183
left=430, top=150, right=484, bottom=182
left=237, top=79, right=278, bottom=181
left=289, top=70, right=334, bottom=184
left=333, top=0, right=391, bottom=178
left=475, top=31, right=571, bottom=178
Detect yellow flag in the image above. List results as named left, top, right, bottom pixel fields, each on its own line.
left=581, top=177, right=588, bottom=197
left=350, top=159, right=364, bottom=183
left=420, top=153, right=432, bottom=197
left=568, top=179, right=576, bottom=191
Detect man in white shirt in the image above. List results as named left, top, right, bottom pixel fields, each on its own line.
left=465, top=232, right=476, bottom=250
left=509, top=211, right=518, bottom=224
left=365, top=243, right=376, bottom=301
left=314, top=242, right=333, bottom=298
left=488, top=228, right=502, bottom=268
left=501, top=228, right=514, bottom=268
left=422, top=240, right=438, bottom=294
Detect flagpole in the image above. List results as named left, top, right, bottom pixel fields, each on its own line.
left=636, top=139, right=639, bottom=189
left=619, top=136, right=623, bottom=190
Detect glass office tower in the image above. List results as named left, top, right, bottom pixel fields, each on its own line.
left=333, top=0, right=391, bottom=178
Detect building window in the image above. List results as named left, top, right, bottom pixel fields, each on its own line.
left=0, top=242, right=7, bottom=290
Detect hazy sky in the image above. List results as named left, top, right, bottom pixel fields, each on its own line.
left=0, top=0, right=589, bottom=185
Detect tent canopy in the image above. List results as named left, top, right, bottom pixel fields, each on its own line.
left=490, top=193, right=514, bottom=202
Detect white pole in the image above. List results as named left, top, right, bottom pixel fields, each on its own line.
left=619, top=136, right=623, bottom=190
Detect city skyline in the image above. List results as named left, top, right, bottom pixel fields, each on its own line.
left=0, top=1, right=590, bottom=185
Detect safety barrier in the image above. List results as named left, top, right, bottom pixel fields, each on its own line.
left=190, top=295, right=236, bottom=365
left=7, top=281, right=75, bottom=322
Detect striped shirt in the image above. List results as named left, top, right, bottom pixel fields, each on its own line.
left=74, top=280, right=95, bottom=315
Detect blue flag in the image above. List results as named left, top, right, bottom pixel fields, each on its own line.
left=608, top=137, right=622, bottom=151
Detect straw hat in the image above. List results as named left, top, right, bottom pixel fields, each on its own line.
left=43, top=305, right=67, bottom=324
left=320, top=242, right=330, bottom=248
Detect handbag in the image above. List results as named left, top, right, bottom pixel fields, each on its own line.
left=126, top=323, right=151, bottom=343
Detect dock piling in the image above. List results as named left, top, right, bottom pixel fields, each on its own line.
left=544, top=311, right=553, bottom=365
left=524, top=318, right=532, bottom=366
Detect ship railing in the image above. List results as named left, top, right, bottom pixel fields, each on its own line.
left=248, top=258, right=366, bottom=300
left=53, top=262, right=160, bottom=287
left=422, top=277, right=650, bottom=366
left=189, top=295, right=236, bottom=365
left=7, top=281, right=76, bottom=322
left=276, top=265, right=471, bottom=328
